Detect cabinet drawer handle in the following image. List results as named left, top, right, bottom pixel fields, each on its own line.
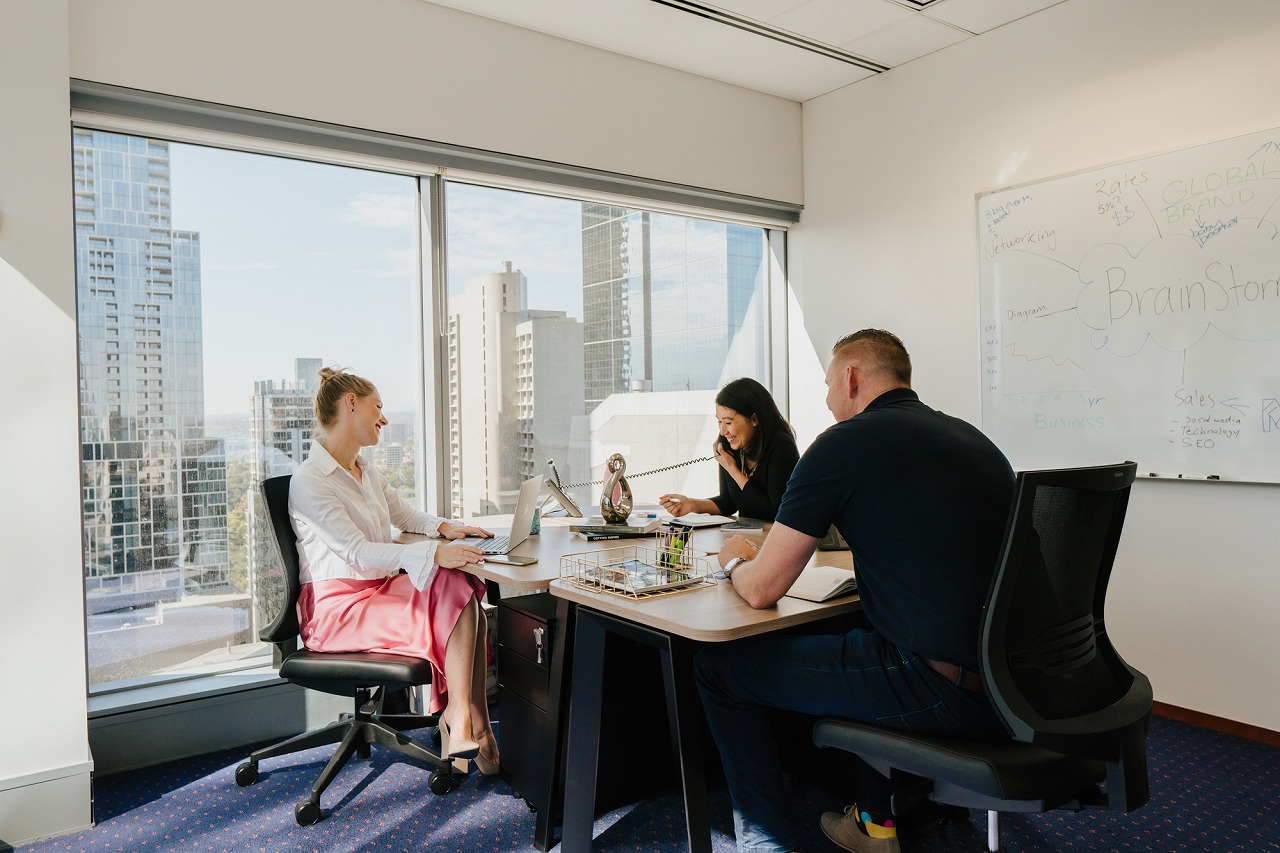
left=533, top=627, right=545, bottom=665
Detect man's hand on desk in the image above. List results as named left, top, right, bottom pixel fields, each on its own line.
left=718, top=534, right=760, bottom=568
left=438, top=521, right=494, bottom=540
left=719, top=524, right=819, bottom=609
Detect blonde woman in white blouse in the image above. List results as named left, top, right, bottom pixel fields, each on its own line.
left=289, top=367, right=499, bottom=775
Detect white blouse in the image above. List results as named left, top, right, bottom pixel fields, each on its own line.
left=289, top=441, right=451, bottom=591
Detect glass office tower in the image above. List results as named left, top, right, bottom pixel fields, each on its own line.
left=74, top=130, right=231, bottom=624
left=581, top=203, right=766, bottom=413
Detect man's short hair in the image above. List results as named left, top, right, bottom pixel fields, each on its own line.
left=832, top=329, right=912, bottom=385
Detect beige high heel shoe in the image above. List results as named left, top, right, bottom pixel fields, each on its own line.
left=472, top=728, right=500, bottom=776
left=438, top=717, right=480, bottom=759
left=474, top=749, right=500, bottom=777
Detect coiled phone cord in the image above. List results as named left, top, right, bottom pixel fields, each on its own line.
left=556, top=456, right=712, bottom=491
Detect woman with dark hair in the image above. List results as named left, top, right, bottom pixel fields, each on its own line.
left=659, top=377, right=799, bottom=522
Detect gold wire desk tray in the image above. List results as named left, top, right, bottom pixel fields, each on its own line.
left=560, top=544, right=714, bottom=599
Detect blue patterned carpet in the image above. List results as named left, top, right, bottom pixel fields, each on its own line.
left=17, top=715, right=1280, bottom=852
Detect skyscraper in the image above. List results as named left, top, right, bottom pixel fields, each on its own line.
left=446, top=262, right=584, bottom=516
left=249, top=358, right=321, bottom=485
left=74, top=130, right=230, bottom=614
left=245, top=358, right=320, bottom=636
left=581, top=203, right=767, bottom=412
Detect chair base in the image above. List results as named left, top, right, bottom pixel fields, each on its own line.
left=236, top=686, right=457, bottom=824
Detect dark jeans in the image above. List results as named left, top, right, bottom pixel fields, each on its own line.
left=694, top=628, right=1005, bottom=853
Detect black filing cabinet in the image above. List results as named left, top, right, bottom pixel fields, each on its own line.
left=496, top=591, right=677, bottom=846
left=496, top=591, right=561, bottom=814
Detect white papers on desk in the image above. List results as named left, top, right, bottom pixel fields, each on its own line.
left=663, top=513, right=737, bottom=528
left=784, top=564, right=858, bottom=602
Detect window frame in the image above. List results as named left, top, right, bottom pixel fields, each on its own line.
left=70, top=91, right=794, bottom=710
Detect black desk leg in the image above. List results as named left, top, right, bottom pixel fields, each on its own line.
left=560, top=608, right=608, bottom=852
left=533, top=598, right=575, bottom=852
left=661, top=635, right=711, bottom=853
left=484, top=579, right=502, bottom=605
left=561, top=609, right=713, bottom=853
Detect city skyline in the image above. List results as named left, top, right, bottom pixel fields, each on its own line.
left=169, top=149, right=585, bottom=415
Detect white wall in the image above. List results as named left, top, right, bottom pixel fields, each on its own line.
left=796, top=0, right=1280, bottom=730
left=0, top=1, right=94, bottom=845
left=67, top=0, right=802, bottom=206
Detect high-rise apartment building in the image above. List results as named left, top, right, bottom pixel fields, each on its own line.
left=249, top=358, right=321, bottom=484
left=581, top=204, right=767, bottom=412
left=446, top=262, right=584, bottom=516
left=74, top=130, right=230, bottom=615
left=516, top=313, right=585, bottom=483
left=246, top=358, right=320, bottom=628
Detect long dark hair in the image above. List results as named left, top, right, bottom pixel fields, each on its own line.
left=715, top=377, right=794, bottom=470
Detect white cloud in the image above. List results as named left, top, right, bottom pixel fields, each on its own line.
left=357, top=247, right=419, bottom=279
left=205, top=261, right=277, bottom=272
left=340, top=192, right=417, bottom=229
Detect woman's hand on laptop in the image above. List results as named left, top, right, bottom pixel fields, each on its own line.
left=436, top=541, right=486, bottom=567
left=438, top=522, right=494, bottom=540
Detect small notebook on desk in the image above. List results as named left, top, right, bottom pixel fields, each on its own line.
left=570, top=517, right=662, bottom=535
left=784, top=564, right=858, bottom=602
left=673, top=513, right=738, bottom=528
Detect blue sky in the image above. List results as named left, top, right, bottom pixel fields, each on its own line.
left=169, top=144, right=583, bottom=415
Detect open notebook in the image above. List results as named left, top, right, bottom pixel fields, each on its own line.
left=784, top=564, right=858, bottom=602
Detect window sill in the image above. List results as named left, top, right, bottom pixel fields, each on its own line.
left=88, top=666, right=283, bottom=719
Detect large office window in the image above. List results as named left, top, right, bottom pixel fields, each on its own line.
left=74, top=130, right=423, bottom=689
left=72, top=119, right=786, bottom=696
left=443, top=182, right=772, bottom=517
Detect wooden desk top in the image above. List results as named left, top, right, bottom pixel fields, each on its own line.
left=402, top=515, right=858, bottom=639
left=400, top=515, right=779, bottom=589
left=548, top=522, right=856, bottom=642
left=549, top=576, right=857, bottom=643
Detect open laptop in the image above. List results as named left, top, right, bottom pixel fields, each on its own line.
left=474, top=475, right=542, bottom=554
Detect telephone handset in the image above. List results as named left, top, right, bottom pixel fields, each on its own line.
left=543, top=477, right=584, bottom=517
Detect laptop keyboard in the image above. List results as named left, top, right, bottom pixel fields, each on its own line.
left=479, top=535, right=510, bottom=554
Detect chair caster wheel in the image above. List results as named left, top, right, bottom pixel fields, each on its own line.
left=295, top=799, right=322, bottom=826
left=234, top=762, right=258, bottom=787
left=511, top=789, right=520, bottom=800
left=429, top=769, right=456, bottom=795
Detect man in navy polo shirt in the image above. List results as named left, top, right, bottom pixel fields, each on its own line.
left=696, top=329, right=1015, bottom=853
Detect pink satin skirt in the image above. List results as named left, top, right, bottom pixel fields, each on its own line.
left=297, top=569, right=486, bottom=713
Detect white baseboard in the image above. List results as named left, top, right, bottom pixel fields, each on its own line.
left=0, top=762, right=93, bottom=847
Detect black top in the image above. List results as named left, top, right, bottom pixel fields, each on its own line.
left=775, top=388, right=1014, bottom=669
left=710, top=431, right=800, bottom=522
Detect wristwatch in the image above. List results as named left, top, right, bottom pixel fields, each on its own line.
left=722, top=556, right=746, bottom=578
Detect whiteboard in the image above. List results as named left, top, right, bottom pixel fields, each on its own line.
left=979, top=127, right=1280, bottom=484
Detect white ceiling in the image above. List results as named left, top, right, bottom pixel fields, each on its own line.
left=422, top=0, right=1067, bottom=101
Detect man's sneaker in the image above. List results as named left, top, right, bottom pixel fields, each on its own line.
left=820, top=805, right=902, bottom=853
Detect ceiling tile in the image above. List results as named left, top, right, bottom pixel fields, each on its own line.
left=770, top=0, right=913, bottom=46
left=706, top=0, right=809, bottom=22
left=924, top=0, right=1066, bottom=35
left=419, top=0, right=1071, bottom=100
left=840, top=11, right=970, bottom=66
left=422, top=0, right=875, bottom=100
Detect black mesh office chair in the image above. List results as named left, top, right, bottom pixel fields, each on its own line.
left=813, top=462, right=1151, bottom=852
left=235, top=475, right=457, bottom=825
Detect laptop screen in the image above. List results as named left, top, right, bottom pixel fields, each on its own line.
left=506, top=475, right=544, bottom=548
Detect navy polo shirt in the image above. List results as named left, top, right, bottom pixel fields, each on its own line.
left=775, top=388, right=1014, bottom=669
